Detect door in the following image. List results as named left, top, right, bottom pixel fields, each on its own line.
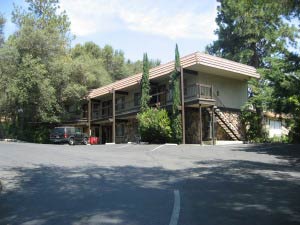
left=102, top=125, right=112, bottom=144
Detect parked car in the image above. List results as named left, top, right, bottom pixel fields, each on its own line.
left=50, top=127, right=88, bottom=145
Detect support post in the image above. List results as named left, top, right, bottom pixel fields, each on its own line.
left=88, top=98, right=92, bottom=137
left=199, top=104, right=202, bottom=145
left=112, top=89, right=116, bottom=143
left=180, top=66, right=186, bottom=144
left=211, top=106, right=215, bottom=145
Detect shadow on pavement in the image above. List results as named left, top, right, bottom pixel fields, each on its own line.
left=0, top=144, right=300, bottom=225
left=180, top=159, right=300, bottom=225
left=231, top=143, right=300, bottom=166
left=0, top=166, right=174, bottom=225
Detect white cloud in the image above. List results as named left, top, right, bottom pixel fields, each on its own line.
left=59, top=0, right=218, bottom=40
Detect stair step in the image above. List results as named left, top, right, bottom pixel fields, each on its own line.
left=215, top=109, right=241, bottom=141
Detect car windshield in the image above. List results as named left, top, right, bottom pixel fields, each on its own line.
left=52, top=128, right=64, bottom=134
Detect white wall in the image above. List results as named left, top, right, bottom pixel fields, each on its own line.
left=268, top=119, right=282, bottom=138
left=186, top=72, right=248, bottom=109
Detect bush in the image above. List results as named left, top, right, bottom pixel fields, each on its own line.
left=0, top=121, right=52, bottom=143
left=288, top=118, right=300, bottom=144
left=241, top=109, right=268, bottom=142
left=0, top=121, right=18, bottom=139
left=266, top=135, right=290, bottom=143
left=137, top=108, right=172, bottom=144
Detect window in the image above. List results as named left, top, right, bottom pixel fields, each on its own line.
left=183, top=79, right=187, bottom=95
left=82, top=104, right=88, bottom=118
left=116, top=123, right=125, bottom=137
left=92, top=103, right=100, bottom=119
left=116, top=96, right=125, bottom=111
left=102, top=100, right=112, bottom=116
left=134, top=93, right=140, bottom=106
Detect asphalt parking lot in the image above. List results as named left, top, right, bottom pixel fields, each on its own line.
left=0, top=142, right=300, bottom=225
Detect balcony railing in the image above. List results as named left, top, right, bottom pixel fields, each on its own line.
left=88, top=83, right=214, bottom=120
left=185, top=83, right=213, bottom=99
left=64, top=111, right=87, bottom=121
left=115, top=100, right=140, bottom=115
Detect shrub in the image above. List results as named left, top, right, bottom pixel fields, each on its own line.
left=137, top=108, right=172, bottom=144
left=241, top=108, right=268, bottom=142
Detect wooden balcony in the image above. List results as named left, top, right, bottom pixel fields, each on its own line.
left=89, top=83, right=215, bottom=121
left=184, top=83, right=215, bottom=105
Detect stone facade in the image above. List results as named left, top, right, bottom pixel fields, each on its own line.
left=116, top=118, right=138, bottom=143
left=216, top=123, right=231, bottom=140
left=185, top=107, right=211, bottom=144
left=113, top=107, right=243, bottom=144
left=185, top=107, right=244, bottom=143
left=185, top=108, right=201, bottom=144
left=216, top=108, right=243, bottom=140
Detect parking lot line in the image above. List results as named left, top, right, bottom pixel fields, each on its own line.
left=169, top=189, right=180, bottom=225
left=116, top=145, right=130, bottom=149
left=149, top=145, right=164, bottom=152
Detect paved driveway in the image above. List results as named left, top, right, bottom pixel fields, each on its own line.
left=0, top=142, right=299, bottom=225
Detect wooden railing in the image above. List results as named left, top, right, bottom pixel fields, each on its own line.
left=89, top=83, right=214, bottom=120
left=185, top=83, right=213, bottom=99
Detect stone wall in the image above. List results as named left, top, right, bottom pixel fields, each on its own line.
left=185, top=108, right=211, bottom=144
left=116, top=119, right=138, bottom=143
left=185, top=108, right=201, bottom=144
left=216, top=124, right=231, bottom=140
left=216, top=108, right=244, bottom=140
left=114, top=107, right=243, bottom=144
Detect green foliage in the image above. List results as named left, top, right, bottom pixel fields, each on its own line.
left=267, top=135, right=290, bottom=144
left=206, top=0, right=298, bottom=68
left=137, top=108, right=171, bottom=144
left=0, top=0, right=70, bottom=141
left=0, top=0, right=161, bottom=143
left=0, top=13, right=5, bottom=46
left=262, top=55, right=300, bottom=143
left=29, top=125, right=52, bottom=143
left=170, top=44, right=182, bottom=143
left=288, top=118, right=300, bottom=143
left=207, top=0, right=299, bottom=142
left=125, top=58, right=161, bottom=76
left=240, top=107, right=267, bottom=142
left=72, top=42, right=102, bottom=59
left=101, top=45, right=127, bottom=81
left=140, top=53, right=150, bottom=112
left=0, top=121, right=15, bottom=139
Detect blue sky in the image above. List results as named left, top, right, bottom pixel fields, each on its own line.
left=1, top=0, right=219, bottom=63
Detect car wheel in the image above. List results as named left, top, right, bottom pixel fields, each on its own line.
left=69, top=138, right=75, bottom=145
left=83, top=138, right=88, bottom=145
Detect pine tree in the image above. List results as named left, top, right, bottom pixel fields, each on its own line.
left=140, top=53, right=150, bottom=112
left=206, top=0, right=299, bottom=140
left=0, top=14, right=5, bottom=46
left=170, top=44, right=182, bottom=143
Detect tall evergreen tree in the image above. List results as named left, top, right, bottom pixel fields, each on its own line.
left=206, top=0, right=297, bottom=68
left=170, top=44, right=182, bottom=143
left=140, top=53, right=150, bottom=112
left=206, top=0, right=299, bottom=140
left=263, top=54, right=300, bottom=142
left=0, top=14, right=5, bottom=46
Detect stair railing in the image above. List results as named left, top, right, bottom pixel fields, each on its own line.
left=212, top=92, right=241, bottom=140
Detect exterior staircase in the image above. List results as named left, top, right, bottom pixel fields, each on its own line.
left=213, top=107, right=242, bottom=141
